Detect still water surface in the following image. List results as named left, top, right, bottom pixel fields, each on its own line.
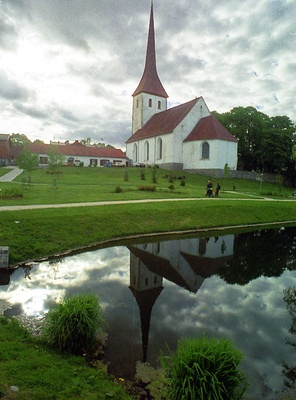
left=1, top=227, right=296, bottom=399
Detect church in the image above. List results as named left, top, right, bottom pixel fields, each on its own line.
left=126, top=2, right=238, bottom=175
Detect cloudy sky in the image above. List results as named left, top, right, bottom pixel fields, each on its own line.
left=0, top=0, right=295, bottom=149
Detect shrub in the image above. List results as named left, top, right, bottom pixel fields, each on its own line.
left=42, top=294, right=106, bottom=355
left=160, top=335, right=248, bottom=400
left=115, top=186, right=123, bottom=193
left=138, top=185, right=156, bottom=192
left=180, top=179, right=185, bottom=186
left=0, top=188, right=23, bottom=199
left=168, top=184, right=175, bottom=193
left=140, top=170, right=146, bottom=180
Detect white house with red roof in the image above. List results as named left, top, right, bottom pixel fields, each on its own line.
left=6, top=138, right=127, bottom=167
left=26, top=140, right=127, bottom=167
left=126, top=2, right=238, bottom=174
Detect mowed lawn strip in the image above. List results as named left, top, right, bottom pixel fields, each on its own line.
left=0, top=166, right=293, bottom=206
left=1, top=199, right=295, bottom=265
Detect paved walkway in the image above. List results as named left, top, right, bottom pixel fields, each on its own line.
left=0, top=167, right=23, bottom=182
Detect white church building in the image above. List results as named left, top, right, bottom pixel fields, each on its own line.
left=126, top=2, right=238, bottom=175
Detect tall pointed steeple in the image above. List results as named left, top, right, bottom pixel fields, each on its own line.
left=133, top=1, right=168, bottom=98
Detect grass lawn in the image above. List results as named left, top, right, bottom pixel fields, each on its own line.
left=0, top=317, right=132, bottom=400
left=0, top=165, right=293, bottom=205
left=0, top=165, right=295, bottom=265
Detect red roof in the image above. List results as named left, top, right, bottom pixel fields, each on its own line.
left=26, top=142, right=127, bottom=159
left=132, top=3, right=168, bottom=98
left=126, top=98, right=199, bottom=143
left=184, top=115, right=238, bottom=143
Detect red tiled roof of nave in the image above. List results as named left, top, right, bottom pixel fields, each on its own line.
left=126, top=98, right=200, bottom=143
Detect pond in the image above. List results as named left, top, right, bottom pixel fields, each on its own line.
left=1, top=226, right=296, bottom=399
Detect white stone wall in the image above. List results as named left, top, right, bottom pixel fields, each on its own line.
left=132, top=93, right=167, bottom=134
left=172, top=97, right=210, bottom=164
left=38, top=153, right=126, bottom=167
left=183, top=140, right=237, bottom=170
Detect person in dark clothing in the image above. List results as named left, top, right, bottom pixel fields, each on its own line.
left=215, top=182, right=221, bottom=197
left=206, top=180, right=213, bottom=197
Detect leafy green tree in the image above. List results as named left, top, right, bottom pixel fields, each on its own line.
left=10, top=133, right=31, bottom=146
left=15, top=150, right=39, bottom=182
left=214, top=107, right=296, bottom=175
left=80, top=137, right=91, bottom=145
left=47, top=147, right=65, bottom=174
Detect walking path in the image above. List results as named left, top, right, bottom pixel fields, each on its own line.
left=0, top=167, right=23, bottom=182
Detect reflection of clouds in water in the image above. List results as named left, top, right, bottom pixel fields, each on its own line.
left=0, top=247, right=130, bottom=316
left=1, top=240, right=295, bottom=399
left=154, top=272, right=296, bottom=399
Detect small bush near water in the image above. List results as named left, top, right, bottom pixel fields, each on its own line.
left=43, top=294, right=105, bottom=355
left=160, top=335, right=248, bottom=400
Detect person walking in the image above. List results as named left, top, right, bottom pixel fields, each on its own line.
left=215, top=182, right=221, bottom=197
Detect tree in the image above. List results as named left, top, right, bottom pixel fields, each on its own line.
left=214, top=107, right=296, bottom=174
left=47, top=147, right=65, bottom=174
left=10, top=133, right=31, bottom=146
left=80, top=138, right=91, bottom=146
left=15, top=150, right=39, bottom=182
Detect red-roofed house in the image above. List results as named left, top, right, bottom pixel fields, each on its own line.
left=4, top=138, right=127, bottom=167
left=26, top=141, right=127, bottom=167
left=126, top=3, right=238, bottom=175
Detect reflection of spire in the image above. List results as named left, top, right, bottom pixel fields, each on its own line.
left=129, top=286, right=163, bottom=362
left=129, top=248, right=163, bottom=362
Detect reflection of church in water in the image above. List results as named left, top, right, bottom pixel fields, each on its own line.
left=128, top=235, right=234, bottom=361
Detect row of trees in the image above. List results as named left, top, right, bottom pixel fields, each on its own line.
left=213, top=107, right=296, bottom=178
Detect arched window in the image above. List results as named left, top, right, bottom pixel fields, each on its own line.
left=157, top=137, right=162, bottom=159
left=144, top=141, right=149, bottom=161
left=133, top=143, right=138, bottom=163
left=202, top=142, right=210, bottom=159
left=149, top=98, right=152, bottom=108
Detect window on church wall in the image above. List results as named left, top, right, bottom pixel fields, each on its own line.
left=144, top=141, right=149, bottom=161
left=136, top=99, right=139, bottom=108
left=133, top=143, right=138, bottom=162
left=157, top=138, right=162, bottom=159
left=149, top=98, right=152, bottom=107
left=202, top=142, right=210, bottom=159
left=158, top=101, right=161, bottom=110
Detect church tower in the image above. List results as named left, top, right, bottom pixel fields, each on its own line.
left=132, top=1, right=168, bottom=134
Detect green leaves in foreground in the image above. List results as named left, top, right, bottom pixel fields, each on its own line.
left=43, top=294, right=106, bottom=355
left=160, top=335, right=248, bottom=400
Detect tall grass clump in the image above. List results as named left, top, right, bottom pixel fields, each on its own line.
left=43, top=294, right=106, bottom=355
left=160, top=335, right=248, bottom=400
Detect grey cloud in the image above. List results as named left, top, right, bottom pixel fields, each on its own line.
left=13, top=102, right=49, bottom=119
left=0, top=71, right=29, bottom=101
left=0, top=18, right=18, bottom=49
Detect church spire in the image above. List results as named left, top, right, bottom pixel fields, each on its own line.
left=132, top=1, right=168, bottom=98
